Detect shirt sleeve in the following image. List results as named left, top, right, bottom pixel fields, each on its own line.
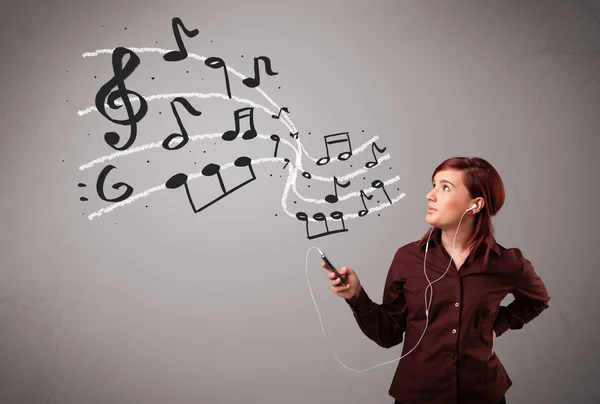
left=344, top=248, right=408, bottom=348
left=493, top=249, right=551, bottom=337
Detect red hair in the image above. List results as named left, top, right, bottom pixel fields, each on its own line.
left=417, top=157, right=506, bottom=269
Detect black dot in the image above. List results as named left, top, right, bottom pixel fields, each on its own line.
left=155, top=41, right=158, bottom=44
left=294, top=201, right=297, bottom=204
left=390, top=167, right=392, bottom=169
left=124, top=27, right=127, bottom=30
left=159, top=112, right=161, bottom=114
left=186, top=71, right=189, bottom=73
left=62, top=160, right=64, bottom=162
left=94, top=76, right=97, bottom=78
left=308, top=132, right=311, bottom=135
left=151, top=77, right=155, bottom=80
left=308, top=185, right=311, bottom=188
left=147, top=160, right=150, bottom=163
left=377, top=201, right=380, bottom=203
left=82, top=213, right=84, bottom=215
left=275, top=214, right=277, bottom=216
left=362, top=130, right=365, bottom=132
left=350, top=165, right=353, bottom=167
left=66, top=100, right=68, bottom=102
left=203, top=151, right=206, bottom=153
left=270, top=174, right=273, bottom=177
left=241, top=55, right=244, bottom=57
left=363, top=177, right=366, bottom=180
left=66, top=70, right=68, bottom=72
left=211, top=40, right=213, bottom=42
left=194, top=162, right=197, bottom=164
left=278, top=86, right=281, bottom=89
left=88, top=133, right=90, bottom=136
left=202, top=78, right=204, bottom=80
left=146, top=205, right=148, bottom=208
left=378, top=214, right=381, bottom=217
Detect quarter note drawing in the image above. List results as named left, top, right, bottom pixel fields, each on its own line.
left=165, top=156, right=257, bottom=214
left=222, top=107, right=257, bottom=141
left=242, top=56, right=278, bottom=88
left=316, top=132, right=353, bottom=166
left=372, top=179, right=392, bottom=204
left=295, top=211, right=348, bottom=240
left=271, top=107, right=289, bottom=119
left=358, top=190, right=374, bottom=217
left=96, top=165, right=134, bottom=203
left=325, top=176, right=351, bottom=204
left=270, top=134, right=281, bottom=157
left=94, top=46, right=148, bottom=151
left=163, top=17, right=200, bottom=62
left=205, top=56, right=232, bottom=99
left=365, top=142, right=387, bottom=168
left=162, top=97, right=202, bottom=150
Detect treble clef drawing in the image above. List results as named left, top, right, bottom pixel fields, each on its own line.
left=94, top=46, right=148, bottom=151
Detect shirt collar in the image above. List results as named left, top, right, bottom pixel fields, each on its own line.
left=417, top=228, right=501, bottom=256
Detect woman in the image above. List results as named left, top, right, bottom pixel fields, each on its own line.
left=322, top=157, right=550, bottom=404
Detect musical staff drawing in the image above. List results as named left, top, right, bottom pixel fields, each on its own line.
left=94, top=47, right=148, bottom=151
left=295, top=211, right=348, bottom=240
left=96, top=165, right=134, bottom=202
left=316, top=132, right=352, bottom=166
left=205, top=57, right=232, bottom=99
left=165, top=156, right=257, bottom=214
left=242, top=56, right=278, bottom=88
left=163, top=18, right=199, bottom=62
left=222, top=107, right=257, bottom=141
left=358, top=190, right=374, bottom=217
left=325, top=176, right=351, bottom=204
left=271, top=107, right=289, bottom=119
left=162, top=97, right=202, bottom=150
left=365, top=142, right=387, bottom=168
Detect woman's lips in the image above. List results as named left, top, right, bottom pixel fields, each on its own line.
left=428, top=207, right=437, bottom=212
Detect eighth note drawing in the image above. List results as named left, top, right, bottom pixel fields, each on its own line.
left=163, top=17, right=199, bottom=62
left=295, top=211, right=348, bottom=240
left=358, top=190, right=374, bottom=217
left=222, top=107, right=258, bottom=141
left=205, top=56, right=232, bottom=99
left=365, top=142, right=387, bottom=168
left=316, top=132, right=353, bottom=166
left=165, top=156, right=256, bottom=214
left=271, top=107, right=289, bottom=119
left=270, top=134, right=281, bottom=157
left=162, top=97, right=202, bottom=150
left=242, top=56, right=278, bottom=88
left=325, top=176, right=351, bottom=204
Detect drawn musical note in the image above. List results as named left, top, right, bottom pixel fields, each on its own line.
left=96, top=165, right=134, bottom=202
left=302, top=171, right=312, bottom=179
left=325, top=176, right=351, bottom=203
left=163, top=18, right=199, bottom=62
left=205, top=57, right=232, bottom=99
left=162, top=97, right=202, bottom=150
left=295, top=211, right=348, bottom=240
left=290, top=132, right=299, bottom=139
left=94, top=47, right=148, bottom=151
left=222, top=107, right=257, bottom=141
left=270, top=134, right=280, bottom=157
left=283, top=158, right=290, bottom=169
left=358, top=190, right=374, bottom=217
left=365, top=142, right=387, bottom=168
left=242, top=56, right=278, bottom=88
left=165, top=156, right=256, bottom=214
left=372, top=180, right=392, bottom=204
left=316, top=132, right=353, bottom=166
left=271, top=107, right=289, bottom=119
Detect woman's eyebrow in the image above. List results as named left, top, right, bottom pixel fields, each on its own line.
left=433, top=179, right=455, bottom=187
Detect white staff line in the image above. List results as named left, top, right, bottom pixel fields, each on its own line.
left=78, top=90, right=378, bottom=169
left=78, top=130, right=383, bottom=178
left=87, top=156, right=403, bottom=221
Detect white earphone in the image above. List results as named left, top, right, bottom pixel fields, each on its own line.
left=304, top=202, right=480, bottom=372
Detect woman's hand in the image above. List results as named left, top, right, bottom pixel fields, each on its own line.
left=321, top=262, right=362, bottom=300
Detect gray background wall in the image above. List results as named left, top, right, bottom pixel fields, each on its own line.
left=1, top=0, right=598, bottom=403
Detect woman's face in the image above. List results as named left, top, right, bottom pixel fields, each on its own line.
left=425, top=169, right=476, bottom=230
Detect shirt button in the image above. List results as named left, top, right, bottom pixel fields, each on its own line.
left=455, top=302, right=459, bottom=307
left=452, top=329, right=457, bottom=334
